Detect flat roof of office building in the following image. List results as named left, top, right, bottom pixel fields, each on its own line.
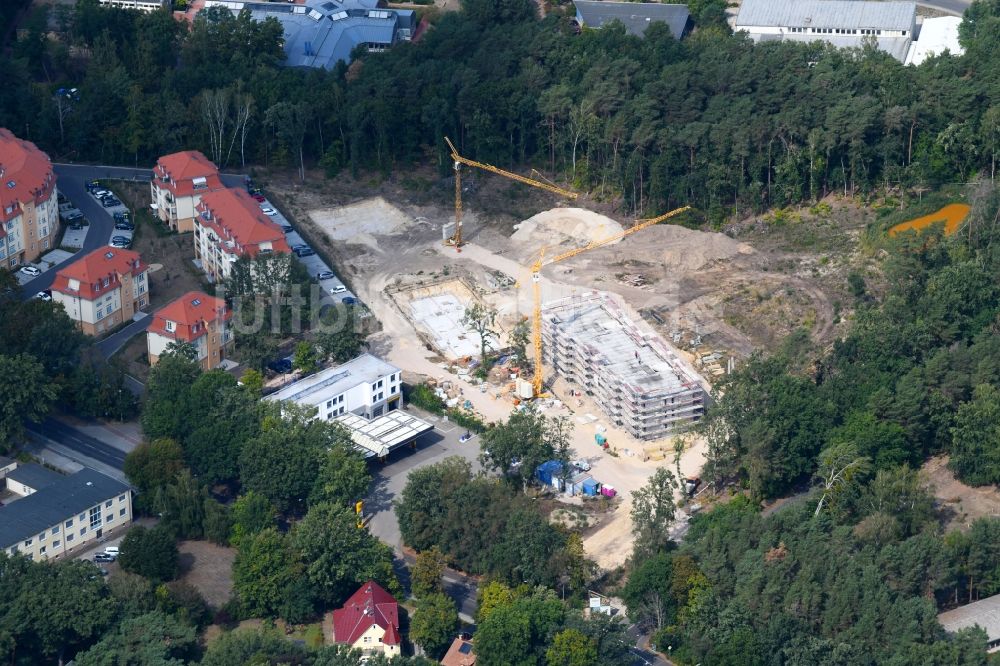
left=265, top=353, right=399, bottom=405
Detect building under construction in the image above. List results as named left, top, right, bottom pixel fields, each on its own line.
left=542, top=292, right=705, bottom=441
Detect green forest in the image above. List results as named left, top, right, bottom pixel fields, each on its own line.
left=5, top=0, right=1000, bottom=218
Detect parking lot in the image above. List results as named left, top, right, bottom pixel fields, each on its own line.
left=256, top=190, right=360, bottom=308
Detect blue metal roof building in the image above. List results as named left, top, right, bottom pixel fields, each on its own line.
left=203, top=0, right=416, bottom=69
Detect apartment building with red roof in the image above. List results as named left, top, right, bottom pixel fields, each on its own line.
left=151, top=150, right=223, bottom=232
left=0, top=128, right=58, bottom=268
left=331, top=581, right=402, bottom=658
left=193, top=188, right=290, bottom=281
left=50, top=247, right=149, bottom=337
left=147, top=291, right=233, bottom=371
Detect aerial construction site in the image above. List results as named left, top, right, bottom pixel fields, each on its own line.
left=270, top=141, right=862, bottom=567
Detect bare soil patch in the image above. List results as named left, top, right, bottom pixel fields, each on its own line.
left=923, top=455, right=1000, bottom=532
left=177, top=540, right=236, bottom=610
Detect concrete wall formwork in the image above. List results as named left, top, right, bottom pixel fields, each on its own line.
left=542, top=292, right=706, bottom=441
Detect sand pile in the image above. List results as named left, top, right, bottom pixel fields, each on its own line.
left=648, top=225, right=754, bottom=271
left=512, top=208, right=625, bottom=248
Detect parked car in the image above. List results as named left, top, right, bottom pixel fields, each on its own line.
left=19, top=265, right=41, bottom=277
left=294, top=247, right=315, bottom=257
left=281, top=225, right=293, bottom=233
left=252, top=194, right=266, bottom=203
left=316, top=270, right=335, bottom=280
left=260, top=207, right=277, bottom=216
left=110, top=237, right=130, bottom=248
left=267, top=358, right=293, bottom=374
left=101, top=198, right=121, bottom=208
left=93, top=553, right=115, bottom=563
left=34, top=290, right=51, bottom=301
left=114, top=222, right=134, bottom=231
left=342, top=296, right=357, bottom=305
left=329, top=285, right=346, bottom=294
left=571, top=459, right=591, bottom=472
left=69, top=222, right=84, bottom=230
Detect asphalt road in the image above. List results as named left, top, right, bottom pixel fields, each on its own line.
left=26, top=417, right=126, bottom=470
left=96, top=315, right=152, bottom=358
left=918, top=0, right=970, bottom=15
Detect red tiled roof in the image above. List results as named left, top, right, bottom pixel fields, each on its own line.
left=0, top=128, right=56, bottom=224
left=441, top=638, right=476, bottom=666
left=50, top=247, right=146, bottom=302
left=153, top=150, right=223, bottom=198
left=147, top=290, right=231, bottom=343
left=331, top=581, right=400, bottom=647
left=196, top=188, right=290, bottom=257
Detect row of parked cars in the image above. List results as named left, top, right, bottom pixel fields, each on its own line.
left=86, top=181, right=122, bottom=208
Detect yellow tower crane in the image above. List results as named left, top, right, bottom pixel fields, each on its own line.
left=443, top=137, right=578, bottom=250
left=529, top=205, right=692, bottom=397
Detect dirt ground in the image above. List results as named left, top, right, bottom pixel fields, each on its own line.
left=261, top=166, right=871, bottom=568
left=923, top=456, right=1000, bottom=532
left=110, top=183, right=214, bottom=381
left=177, top=540, right=236, bottom=610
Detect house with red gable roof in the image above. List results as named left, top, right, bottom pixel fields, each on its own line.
left=193, top=187, right=290, bottom=281
left=0, top=128, right=58, bottom=267
left=50, top=247, right=149, bottom=337
left=331, top=580, right=402, bottom=658
left=151, top=150, right=223, bottom=232
left=147, top=290, right=233, bottom=371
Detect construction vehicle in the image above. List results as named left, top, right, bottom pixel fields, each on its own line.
left=529, top=205, right=692, bottom=397
left=443, top=137, right=578, bottom=251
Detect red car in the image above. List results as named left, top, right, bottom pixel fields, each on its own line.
left=252, top=194, right=266, bottom=203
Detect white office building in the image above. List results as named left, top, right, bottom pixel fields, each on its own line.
left=265, top=353, right=402, bottom=421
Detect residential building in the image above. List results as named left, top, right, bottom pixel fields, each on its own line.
left=542, top=292, right=706, bottom=441
left=904, top=16, right=964, bottom=65
left=265, top=353, right=403, bottom=421
left=574, top=0, right=690, bottom=38
left=200, top=0, right=417, bottom=69
left=735, top=0, right=917, bottom=62
left=331, top=581, right=401, bottom=658
left=0, top=463, right=133, bottom=562
left=193, top=187, right=289, bottom=281
left=151, top=150, right=223, bottom=232
left=99, top=0, right=168, bottom=9
left=50, top=247, right=149, bottom=337
left=441, top=637, right=476, bottom=666
left=0, top=128, right=58, bottom=268
left=147, top=290, right=233, bottom=371
left=938, top=594, right=1000, bottom=652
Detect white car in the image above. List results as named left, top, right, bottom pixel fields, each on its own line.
left=104, top=546, right=120, bottom=556
left=329, top=285, right=347, bottom=294
left=571, top=459, right=591, bottom=472
left=19, top=265, right=41, bottom=277
left=34, top=291, right=51, bottom=301
left=260, top=207, right=277, bottom=216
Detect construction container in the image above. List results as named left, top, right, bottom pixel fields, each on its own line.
left=535, top=460, right=563, bottom=487
left=582, top=478, right=600, bottom=497
left=566, top=472, right=591, bottom=496
left=600, top=485, right=617, bottom=498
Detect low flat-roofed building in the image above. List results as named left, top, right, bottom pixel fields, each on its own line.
left=0, top=464, right=133, bottom=562
left=939, top=594, right=1000, bottom=652
left=335, top=410, right=433, bottom=459
left=99, top=0, right=168, bottom=10
left=574, top=0, right=690, bottom=38
left=905, top=16, right=964, bottom=65
left=735, top=0, right=917, bottom=62
left=201, top=0, right=416, bottom=69
left=265, top=353, right=403, bottom=421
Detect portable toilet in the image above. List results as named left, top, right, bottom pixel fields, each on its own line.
left=601, top=484, right=617, bottom=498
left=595, top=433, right=606, bottom=446
left=582, top=478, right=600, bottom=497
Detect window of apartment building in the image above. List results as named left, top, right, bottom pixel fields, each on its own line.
left=39, top=546, right=46, bottom=556
left=89, top=506, right=102, bottom=529
left=39, top=532, right=45, bottom=542
left=102, top=277, right=110, bottom=288
left=373, top=405, right=384, bottom=417
left=53, top=540, right=60, bottom=549
left=107, top=513, right=114, bottom=523
left=65, top=519, right=73, bottom=528
left=97, top=308, right=104, bottom=320
left=51, top=526, right=59, bottom=535
left=79, top=512, right=86, bottom=521
left=139, top=298, right=146, bottom=307
left=23, top=538, right=32, bottom=547
left=67, top=533, right=74, bottom=543
left=105, top=500, right=112, bottom=508
left=165, top=320, right=175, bottom=332
left=119, top=508, right=126, bottom=517
left=79, top=527, right=86, bottom=536
left=119, top=494, right=126, bottom=502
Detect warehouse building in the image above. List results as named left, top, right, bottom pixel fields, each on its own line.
left=735, top=0, right=917, bottom=62
left=542, top=292, right=705, bottom=441
left=938, top=594, right=1000, bottom=652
